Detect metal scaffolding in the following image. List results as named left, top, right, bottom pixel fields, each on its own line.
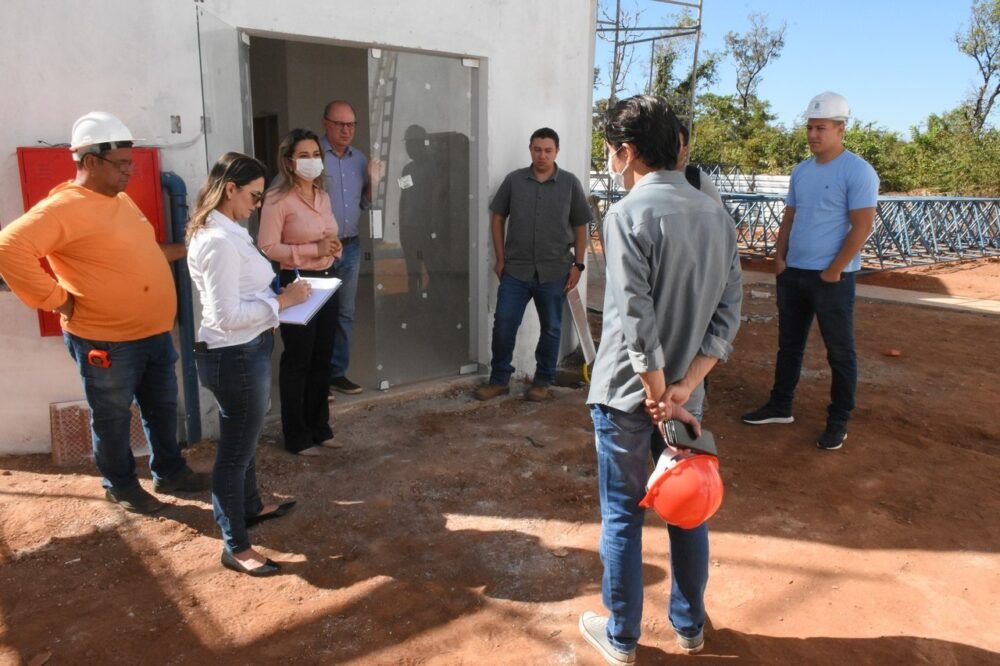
left=596, top=0, right=704, bottom=119
left=724, top=193, right=1000, bottom=269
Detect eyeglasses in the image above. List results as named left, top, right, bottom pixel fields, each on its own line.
left=247, top=189, right=264, bottom=204
left=93, top=154, right=134, bottom=172
left=324, top=118, right=357, bottom=130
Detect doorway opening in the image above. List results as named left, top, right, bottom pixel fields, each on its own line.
left=229, top=34, right=480, bottom=391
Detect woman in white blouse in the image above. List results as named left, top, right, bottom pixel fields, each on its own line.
left=186, top=152, right=310, bottom=576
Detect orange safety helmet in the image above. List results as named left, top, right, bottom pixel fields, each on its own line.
left=639, top=448, right=724, bottom=529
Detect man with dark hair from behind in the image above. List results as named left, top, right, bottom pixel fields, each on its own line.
left=580, top=95, right=742, bottom=662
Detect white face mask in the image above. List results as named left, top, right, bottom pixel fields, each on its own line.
left=294, top=157, right=324, bottom=180
left=606, top=147, right=629, bottom=190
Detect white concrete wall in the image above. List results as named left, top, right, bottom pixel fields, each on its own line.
left=0, top=1, right=208, bottom=455
left=0, top=0, right=597, bottom=453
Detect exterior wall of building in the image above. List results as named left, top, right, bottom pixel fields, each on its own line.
left=0, top=0, right=596, bottom=453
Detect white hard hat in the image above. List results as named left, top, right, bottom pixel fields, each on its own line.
left=804, top=92, right=850, bottom=122
left=70, top=111, right=137, bottom=159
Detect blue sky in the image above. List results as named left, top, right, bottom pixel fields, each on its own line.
left=595, top=0, right=980, bottom=135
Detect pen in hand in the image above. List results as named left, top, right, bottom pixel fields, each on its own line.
left=276, top=275, right=311, bottom=310
left=271, top=268, right=303, bottom=295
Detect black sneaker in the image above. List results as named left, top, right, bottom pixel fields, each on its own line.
left=817, top=426, right=848, bottom=450
left=329, top=376, right=363, bottom=395
left=153, top=467, right=211, bottom=494
left=741, top=404, right=794, bottom=425
left=105, top=486, right=165, bottom=514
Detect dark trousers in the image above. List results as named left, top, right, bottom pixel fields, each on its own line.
left=278, top=269, right=338, bottom=452
left=770, top=268, right=857, bottom=429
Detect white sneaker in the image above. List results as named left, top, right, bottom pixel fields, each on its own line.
left=676, top=630, right=704, bottom=654
left=296, top=446, right=323, bottom=457
left=579, top=611, right=636, bottom=665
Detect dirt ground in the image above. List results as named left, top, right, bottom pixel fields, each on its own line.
left=741, top=255, right=1000, bottom=301
left=2, top=267, right=999, bottom=665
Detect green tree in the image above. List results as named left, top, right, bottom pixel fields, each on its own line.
left=651, top=44, right=720, bottom=121
left=648, top=9, right=720, bottom=121
left=956, top=0, right=1000, bottom=134
left=724, top=13, right=786, bottom=113
left=843, top=123, right=913, bottom=192
left=591, top=98, right=610, bottom=171
left=689, top=93, right=797, bottom=173
left=908, top=108, right=1000, bottom=195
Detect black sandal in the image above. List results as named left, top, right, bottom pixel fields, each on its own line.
left=221, top=550, right=280, bottom=577
left=246, top=500, right=297, bottom=528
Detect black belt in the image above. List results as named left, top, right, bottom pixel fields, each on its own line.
left=340, top=236, right=358, bottom=244
left=282, top=267, right=335, bottom=279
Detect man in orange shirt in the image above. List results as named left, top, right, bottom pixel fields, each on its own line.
left=0, top=112, right=208, bottom=514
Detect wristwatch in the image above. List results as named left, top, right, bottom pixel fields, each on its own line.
left=573, top=262, right=586, bottom=272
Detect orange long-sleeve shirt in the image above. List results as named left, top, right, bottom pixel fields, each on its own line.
left=0, top=182, right=176, bottom=341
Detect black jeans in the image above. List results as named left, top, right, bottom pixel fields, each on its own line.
left=278, top=268, right=338, bottom=452
left=770, top=268, right=857, bottom=429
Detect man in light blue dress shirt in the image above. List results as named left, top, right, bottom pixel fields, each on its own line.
left=320, top=100, right=383, bottom=394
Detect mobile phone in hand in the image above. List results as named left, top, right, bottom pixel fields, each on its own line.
left=660, top=419, right=718, bottom=456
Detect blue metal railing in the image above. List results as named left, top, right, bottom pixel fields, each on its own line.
left=723, top=193, right=1000, bottom=268
left=588, top=169, right=1000, bottom=268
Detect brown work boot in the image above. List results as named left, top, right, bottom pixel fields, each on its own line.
left=473, top=383, right=510, bottom=401
left=525, top=385, right=551, bottom=402
left=105, top=486, right=165, bottom=515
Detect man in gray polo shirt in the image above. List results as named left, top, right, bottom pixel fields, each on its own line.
left=474, top=127, right=591, bottom=402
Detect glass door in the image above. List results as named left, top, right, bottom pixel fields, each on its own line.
left=196, top=6, right=254, bottom=167
left=367, top=49, right=478, bottom=388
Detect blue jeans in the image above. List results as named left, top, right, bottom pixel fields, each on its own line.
left=194, top=331, right=272, bottom=554
left=590, top=402, right=709, bottom=652
left=330, top=237, right=360, bottom=378
left=63, top=331, right=188, bottom=492
left=771, top=268, right=857, bottom=429
left=488, top=272, right=566, bottom=386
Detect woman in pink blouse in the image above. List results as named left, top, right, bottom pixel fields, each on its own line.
left=258, top=129, right=342, bottom=456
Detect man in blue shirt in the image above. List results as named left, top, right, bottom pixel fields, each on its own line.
left=742, top=92, right=879, bottom=450
left=320, top=100, right=382, bottom=394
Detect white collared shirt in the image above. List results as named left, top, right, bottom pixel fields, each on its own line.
left=187, top=209, right=280, bottom=349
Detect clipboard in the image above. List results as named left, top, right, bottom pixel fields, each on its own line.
left=278, top=277, right=342, bottom=325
